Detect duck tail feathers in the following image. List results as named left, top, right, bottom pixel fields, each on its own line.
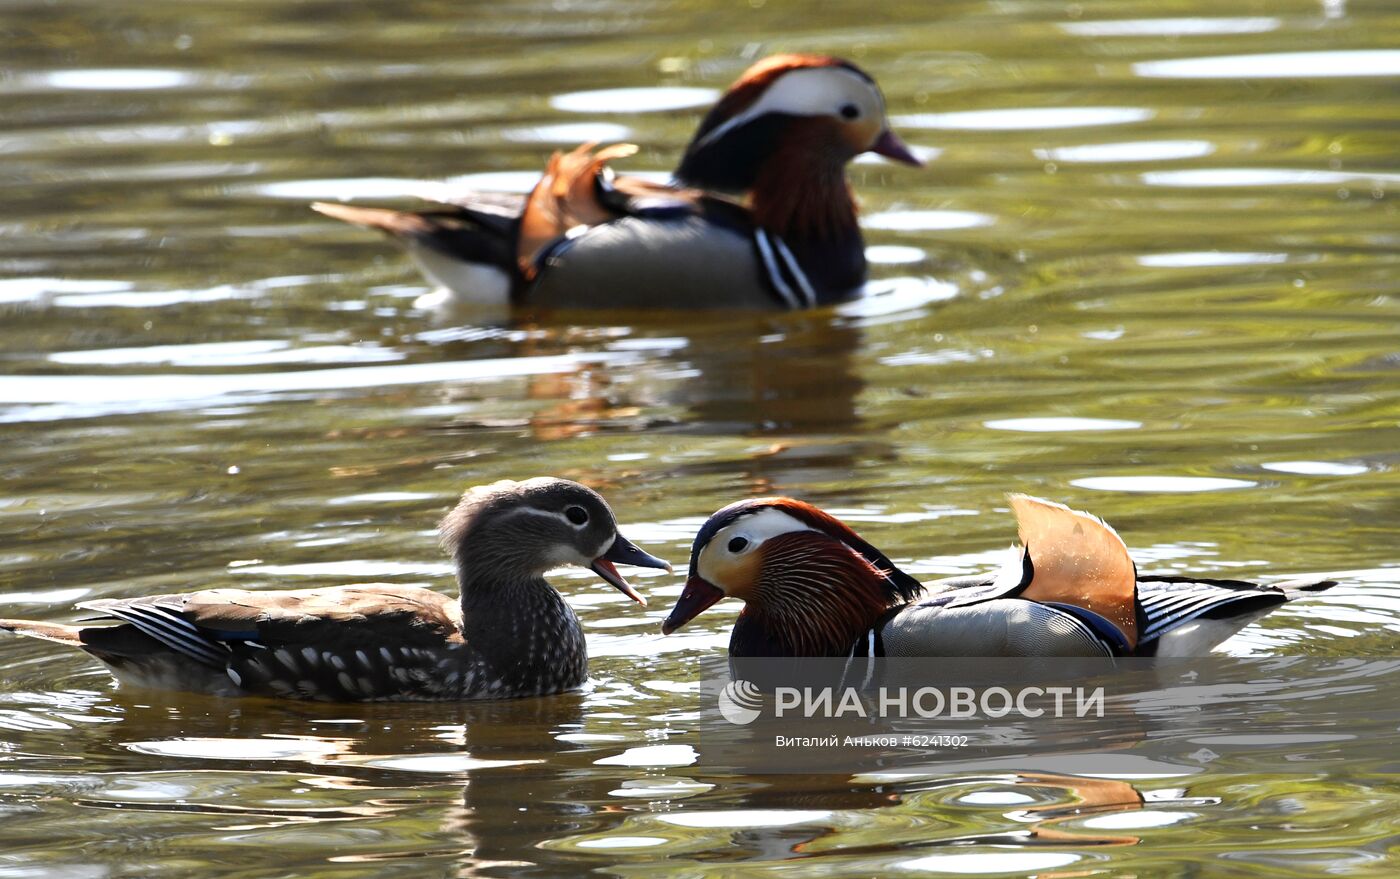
left=0, top=618, right=84, bottom=645
left=312, top=202, right=435, bottom=237
left=1272, top=577, right=1340, bottom=599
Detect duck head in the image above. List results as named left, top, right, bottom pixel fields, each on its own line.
left=675, top=55, right=920, bottom=241
left=662, top=498, right=924, bottom=655
left=441, top=477, right=670, bottom=604
left=677, top=55, right=921, bottom=192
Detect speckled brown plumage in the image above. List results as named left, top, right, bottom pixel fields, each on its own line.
left=0, top=478, right=669, bottom=701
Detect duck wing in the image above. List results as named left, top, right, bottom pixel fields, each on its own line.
left=1135, top=575, right=1336, bottom=656
left=904, top=571, right=1337, bottom=657
left=77, top=585, right=464, bottom=699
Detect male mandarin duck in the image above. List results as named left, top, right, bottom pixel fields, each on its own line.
left=312, top=54, right=922, bottom=310
left=0, top=478, right=670, bottom=700
left=662, top=495, right=1337, bottom=657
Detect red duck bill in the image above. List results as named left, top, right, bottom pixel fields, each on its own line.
left=661, top=576, right=725, bottom=634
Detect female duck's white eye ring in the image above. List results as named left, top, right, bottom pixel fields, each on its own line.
left=565, top=506, right=589, bottom=526
left=727, top=536, right=749, bottom=553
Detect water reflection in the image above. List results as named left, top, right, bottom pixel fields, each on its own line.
left=1136, top=251, right=1289, bottom=267
left=2, top=0, right=1398, bottom=874
left=418, top=313, right=871, bottom=449
left=555, top=771, right=1189, bottom=869
left=1071, top=476, right=1258, bottom=493
left=864, top=210, right=996, bottom=231
left=499, top=122, right=632, bottom=144
left=1260, top=461, right=1368, bottom=477
left=1141, top=169, right=1400, bottom=187
left=549, top=87, right=717, bottom=114
left=1134, top=49, right=1400, bottom=79
left=1060, top=17, right=1281, bottom=36
left=1035, top=139, right=1215, bottom=163
left=0, top=684, right=598, bottom=875
left=984, top=417, right=1141, bottom=432
left=895, top=107, right=1153, bottom=131
left=670, top=316, right=865, bottom=436
left=20, top=69, right=196, bottom=92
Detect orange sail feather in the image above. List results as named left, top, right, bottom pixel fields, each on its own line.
left=516, top=142, right=638, bottom=278
left=1009, top=494, right=1139, bottom=649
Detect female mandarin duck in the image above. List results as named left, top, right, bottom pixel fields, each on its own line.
left=662, top=495, right=1336, bottom=657
left=312, top=54, right=922, bottom=310
left=0, top=478, right=670, bottom=700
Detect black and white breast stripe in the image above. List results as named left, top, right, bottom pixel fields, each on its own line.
left=837, top=627, right=881, bottom=690
left=78, top=598, right=231, bottom=667
left=754, top=228, right=817, bottom=309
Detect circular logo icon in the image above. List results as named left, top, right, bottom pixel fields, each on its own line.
left=717, top=679, right=763, bottom=725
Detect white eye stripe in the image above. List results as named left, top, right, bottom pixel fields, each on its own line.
left=724, top=508, right=817, bottom=548
left=693, top=67, right=884, bottom=153
left=500, top=506, right=593, bottom=529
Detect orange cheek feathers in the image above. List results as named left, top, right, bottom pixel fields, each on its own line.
left=701, top=549, right=763, bottom=601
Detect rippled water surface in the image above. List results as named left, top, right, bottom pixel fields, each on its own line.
left=3, top=0, right=1399, bottom=875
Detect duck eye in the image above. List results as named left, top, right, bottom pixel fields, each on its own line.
left=727, top=537, right=749, bottom=553
left=839, top=103, right=860, bottom=120
left=565, top=506, right=589, bottom=526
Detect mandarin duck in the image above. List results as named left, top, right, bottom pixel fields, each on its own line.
left=312, top=54, right=921, bottom=310
left=662, top=495, right=1337, bottom=657
left=0, top=478, right=670, bottom=700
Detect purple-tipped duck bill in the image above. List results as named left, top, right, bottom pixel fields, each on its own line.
left=870, top=129, right=923, bottom=167
left=661, top=576, right=725, bottom=635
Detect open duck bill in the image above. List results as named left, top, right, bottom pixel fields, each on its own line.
left=661, top=575, right=725, bottom=635
left=870, top=129, right=922, bottom=167
left=589, top=535, right=672, bottom=606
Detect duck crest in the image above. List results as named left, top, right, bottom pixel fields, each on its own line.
left=760, top=499, right=924, bottom=603
left=687, top=54, right=863, bottom=144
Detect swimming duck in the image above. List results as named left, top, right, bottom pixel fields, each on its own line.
left=0, top=478, right=670, bottom=700
left=663, top=495, right=1336, bottom=657
left=312, top=54, right=922, bottom=310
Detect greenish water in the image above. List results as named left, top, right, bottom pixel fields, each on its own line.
left=2, top=0, right=1399, bottom=875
